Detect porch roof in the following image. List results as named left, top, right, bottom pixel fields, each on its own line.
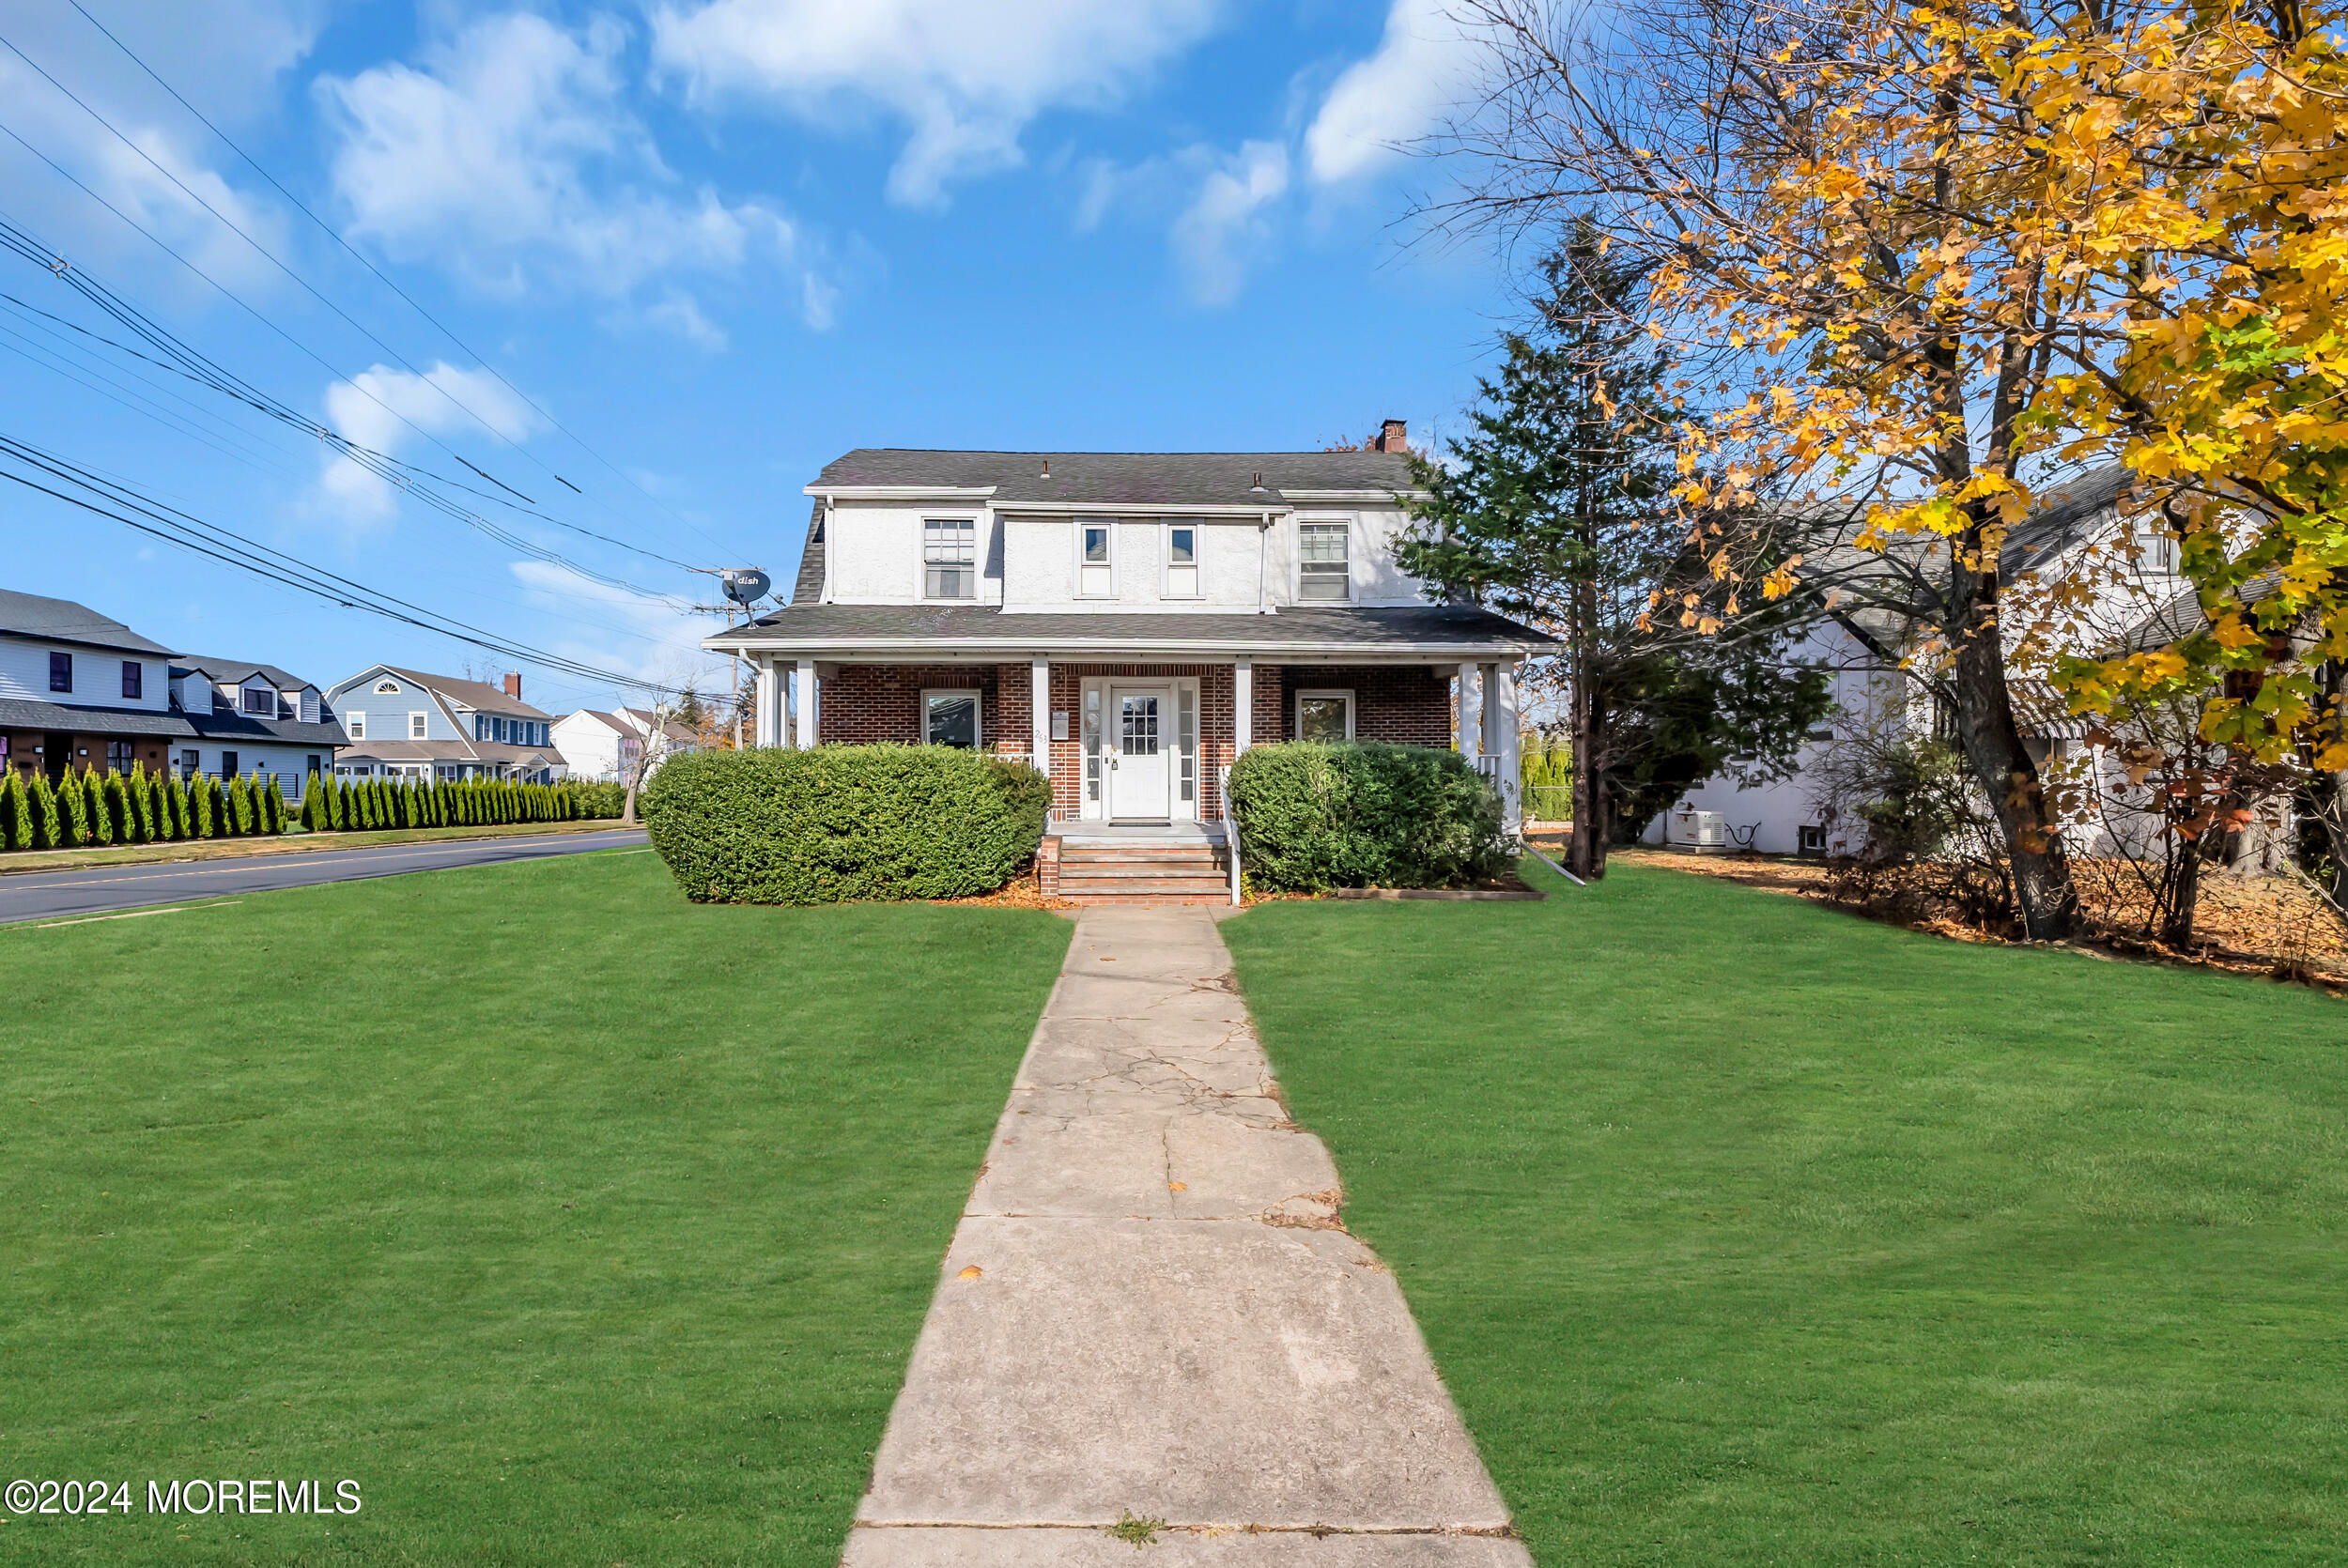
left=703, top=603, right=1556, bottom=659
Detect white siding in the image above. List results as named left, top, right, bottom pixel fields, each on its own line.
left=0, top=634, right=170, bottom=711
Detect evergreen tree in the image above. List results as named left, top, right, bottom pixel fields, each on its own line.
left=30, top=771, right=61, bottom=849
left=0, top=769, right=23, bottom=850
left=79, top=771, right=111, bottom=846
left=190, top=776, right=214, bottom=838
left=163, top=772, right=189, bottom=838
left=56, top=770, right=88, bottom=846
left=1400, top=230, right=1831, bottom=877
left=125, top=764, right=151, bottom=842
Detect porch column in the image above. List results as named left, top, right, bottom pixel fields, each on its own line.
left=1493, top=662, right=1522, bottom=833
left=1457, top=662, right=1482, bottom=761
left=793, top=659, right=818, bottom=748
left=1029, top=657, right=1051, bottom=775
left=1232, top=657, right=1253, bottom=754
left=752, top=657, right=781, bottom=748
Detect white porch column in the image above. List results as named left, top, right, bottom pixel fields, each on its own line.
left=793, top=659, right=818, bottom=748
left=1232, top=657, right=1253, bottom=755
left=1457, top=662, right=1482, bottom=761
left=1029, top=657, right=1051, bottom=775
left=1493, top=662, right=1522, bottom=834
left=752, top=657, right=781, bottom=748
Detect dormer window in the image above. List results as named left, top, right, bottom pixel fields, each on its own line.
left=1166, top=525, right=1198, bottom=597
left=924, top=517, right=975, bottom=599
left=242, top=686, right=274, bottom=715
left=1298, top=522, right=1352, bottom=601
left=1078, top=522, right=1114, bottom=596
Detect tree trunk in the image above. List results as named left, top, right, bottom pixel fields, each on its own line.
left=2159, top=822, right=2201, bottom=949
left=623, top=781, right=639, bottom=825
left=1947, top=604, right=2081, bottom=940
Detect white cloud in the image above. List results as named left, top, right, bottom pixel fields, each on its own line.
left=1170, top=141, right=1289, bottom=307
left=648, top=0, right=1224, bottom=205
left=1304, top=0, right=1479, bottom=186
left=317, top=12, right=828, bottom=321
left=639, top=291, right=729, bottom=351
left=510, top=559, right=720, bottom=692
left=312, top=361, right=546, bottom=530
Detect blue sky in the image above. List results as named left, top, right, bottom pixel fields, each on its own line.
left=0, top=0, right=1511, bottom=715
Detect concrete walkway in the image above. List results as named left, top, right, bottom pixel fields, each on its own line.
left=842, top=907, right=1531, bottom=1566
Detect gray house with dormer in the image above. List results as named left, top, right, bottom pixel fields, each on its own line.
left=324, top=665, right=560, bottom=784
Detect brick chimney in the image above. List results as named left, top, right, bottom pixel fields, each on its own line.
left=1374, top=417, right=1408, bottom=453
left=502, top=672, right=521, bottom=699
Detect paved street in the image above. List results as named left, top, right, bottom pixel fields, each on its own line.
left=0, top=828, right=649, bottom=925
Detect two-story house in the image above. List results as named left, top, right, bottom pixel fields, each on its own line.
left=0, top=588, right=192, bottom=782
left=324, top=666, right=560, bottom=784
left=705, top=426, right=1553, bottom=838
left=168, top=656, right=350, bottom=799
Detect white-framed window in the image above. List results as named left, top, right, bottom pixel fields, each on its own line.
left=409, top=711, right=429, bottom=739
left=1295, top=688, right=1355, bottom=741
left=922, top=688, right=981, bottom=748
left=373, top=679, right=402, bottom=695
left=1075, top=519, right=1115, bottom=597
left=347, top=710, right=365, bottom=741
left=1296, top=520, right=1352, bottom=601
left=241, top=685, right=274, bottom=715
left=1164, top=522, right=1200, bottom=598
left=923, top=516, right=977, bottom=599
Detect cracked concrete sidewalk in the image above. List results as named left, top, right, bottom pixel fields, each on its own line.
left=840, top=907, right=1532, bottom=1566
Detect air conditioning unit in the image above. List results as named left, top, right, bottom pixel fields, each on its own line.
left=1668, top=807, right=1726, bottom=852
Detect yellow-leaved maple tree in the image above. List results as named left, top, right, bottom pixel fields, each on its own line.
left=1440, top=0, right=2348, bottom=937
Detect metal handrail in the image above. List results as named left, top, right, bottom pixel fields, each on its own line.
left=1217, top=762, right=1241, bottom=907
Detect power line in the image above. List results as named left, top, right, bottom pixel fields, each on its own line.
left=0, top=115, right=703, bottom=589
left=57, top=0, right=739, bottom=561
left=0, top=429, right=690, bottom=696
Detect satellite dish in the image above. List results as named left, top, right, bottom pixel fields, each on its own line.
left=719, top=568, right=771, bottom=607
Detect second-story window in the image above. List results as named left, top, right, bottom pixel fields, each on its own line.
left=1166, top=525, right=1198, bottom=597
left=49, top=652, right=70, bottom=692
left=121, top=661, right=142, bottom=699
left=1079, top=522, right=1113, bottom=596
left=1298, top=522, right=1352, bottom=601
left=242, top=686, right=273, bottom=715
left=924, top=517, right=975, bottom=599
left=348, top=711, right=365, bottom=741
left=409, top=711, right=428, bottom=739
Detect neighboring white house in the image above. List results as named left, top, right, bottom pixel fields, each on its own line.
left=168, top=655, right=349, bottom=800
left=1645, top=467, right=2195, bottom=856
left=0, top=587, right=190, bottom=783
left=551, top=707, right=698, bottom=782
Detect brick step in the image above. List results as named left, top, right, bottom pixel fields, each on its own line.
left=1060, top=894, right=1230, bottom=906
left=1058, top=877, right=1231, bottom=896
left=1057, top=848, right=1224, bottom=863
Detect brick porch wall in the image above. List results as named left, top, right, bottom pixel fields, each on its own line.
left=1047, top=664, right=1235, bottom=820
left=1274, top=664, right=1454, bottom=746
left=817, top=664, right=1008, bottom=749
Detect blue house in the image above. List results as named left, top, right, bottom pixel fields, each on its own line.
left=324, top=666, right=560, bottom=784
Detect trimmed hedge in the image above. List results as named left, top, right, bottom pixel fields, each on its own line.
left=1226, top=741, right=1513, bottom=892
left=642, top=744, right=1050, bottom=905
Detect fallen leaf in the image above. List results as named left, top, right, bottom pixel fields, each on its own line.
left=1168, top=1181, right=1188, bottom=1191
left=958, top=1266, right=983, bottom=1281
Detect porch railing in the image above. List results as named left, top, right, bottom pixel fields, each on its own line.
left=1217, top=763, right=1241, bottom=907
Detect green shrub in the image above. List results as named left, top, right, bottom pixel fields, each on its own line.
left=1, top=769, right=25, bottom=850
left=30, top=772, right=61, bottom=849
left=163, top=773, right=188, bottom=839
left=55, top=770, right=88, bottom=847
left=569, top=778, right=625, bottom=819
left=190, top=777, right=215, bottom=839
left=1226, top=741, right=1513, bottom=892
left=643, top=744, right=1049, bottom=905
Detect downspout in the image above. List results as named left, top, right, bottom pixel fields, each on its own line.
left=1257, top=513, right=1271, bottom=614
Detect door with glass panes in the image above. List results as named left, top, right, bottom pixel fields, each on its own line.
left=1108, top=686, right=1172, bottom=820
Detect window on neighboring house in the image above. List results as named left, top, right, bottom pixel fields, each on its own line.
left=106, top=740, right=133, bottom=771
left=1166, top=525, right=1198, bottom=597
left=306, top=754, right=322, bottom=776
left=1297, top=523, right=1351, bottom=601
left=923, top=689, right=981, bottom=748
left=121, top=661, right=142, bottom=699
left=409, top=711, right=428, bottom=740
left=49, top=651, right=70, bottom=692
left=178, top=748, right=198, bottom=779
left=242, top=685, right=273, bottom=715
left=347, top=711, right=365, bottom=741
left=1799, top=824, right=1827, bottom=855
left=301, top=690, right=318, bottom=723
left=923, top=517, right=976, bottom=599
left=1295, top=689, right=1355, bottom=741
left=494, top=715, right=508, bottom=744
left=1078, top=521, right=1114, bottom=596
left=219, top=750, right=239, bottom=778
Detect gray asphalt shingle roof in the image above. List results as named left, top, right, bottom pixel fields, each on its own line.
left=173, top=654, right=314, bottom=692
left=0, top=588, right=177, bottom=656
left=0, top=697, right=197, bottom=738
left=812, top=448, right=1420, bottom=507
left=707, top=603, right=1554, bottom=652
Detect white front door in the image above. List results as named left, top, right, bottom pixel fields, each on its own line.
left=1109, top=686, right=1171, bottom=820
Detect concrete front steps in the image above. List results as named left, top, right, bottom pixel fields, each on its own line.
left=1043, top=827, right=1232, bottom=906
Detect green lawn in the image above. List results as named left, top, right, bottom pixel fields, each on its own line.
left=0, top=850, right=1069, bottom=1566
left=1225, top=860, right=2348, bottom=1567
